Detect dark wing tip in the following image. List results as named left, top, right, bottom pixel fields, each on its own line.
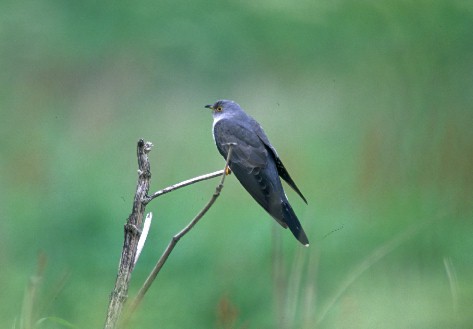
left=266, top=150, right=308, bottom=204
left=299, top=192, right=308, bottom=205
left=281, top=167, right=308, bottom=204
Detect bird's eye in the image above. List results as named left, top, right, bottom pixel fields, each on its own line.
left=216, top=106, right=223, bottom=112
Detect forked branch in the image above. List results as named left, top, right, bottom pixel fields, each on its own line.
left=122, top=144, right=235, bottom=326
left=105, top=140, right=233, bottom=329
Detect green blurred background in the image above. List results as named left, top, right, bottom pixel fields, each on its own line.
left=1, top=0, right=472, bottom=328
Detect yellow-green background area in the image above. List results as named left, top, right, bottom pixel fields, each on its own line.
left=1, top=1, right=472, bottom=328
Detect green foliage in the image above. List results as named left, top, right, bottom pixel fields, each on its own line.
left=1, top=0, right=472, bottom=328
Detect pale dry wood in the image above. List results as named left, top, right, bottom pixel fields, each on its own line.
left=104, top=141, right=233, bottom=329
left=104, top=139, right=152, bottom=329
left=121, top=145, right=234, bottom=327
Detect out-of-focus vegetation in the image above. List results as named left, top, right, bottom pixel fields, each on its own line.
left=1, top=0, right=472, bottom=328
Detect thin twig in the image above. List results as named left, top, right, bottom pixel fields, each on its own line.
left=122, top=144, right=235, bottom=326
left=144, top=169, right=225, bottom=204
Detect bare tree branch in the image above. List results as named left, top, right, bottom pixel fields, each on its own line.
left=104, top=139, right=152, bottom=329
left=144, top=169, right=225, bottom=204
left=122, top=144, right=235, bottom=326
left=104, top=139, right=233, bottom=329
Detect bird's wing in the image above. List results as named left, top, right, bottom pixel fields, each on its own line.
left=214, top=119, right=268, bottom=169
left=214, top=119, right=288, bottom=228
left=255, top=125, right=308, bottom=204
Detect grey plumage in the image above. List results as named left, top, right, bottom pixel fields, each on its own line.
left=205, top=100, right=309, bottom=246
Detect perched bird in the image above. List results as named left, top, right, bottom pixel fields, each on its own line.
left=205, top=100, right=309, bottom=246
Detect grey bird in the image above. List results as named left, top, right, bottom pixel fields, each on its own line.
left=205, top=100, right=309, bottom=246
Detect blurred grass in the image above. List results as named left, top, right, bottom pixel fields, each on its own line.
left=1, top=0, right=473, bottom=328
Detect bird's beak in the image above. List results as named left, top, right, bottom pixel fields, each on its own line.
left=204, top=104, right=213, bottom=109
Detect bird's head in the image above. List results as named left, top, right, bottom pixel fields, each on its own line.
left=205, top=100, right=242, bottom=120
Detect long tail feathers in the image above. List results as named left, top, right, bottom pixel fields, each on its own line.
left=282, top=201, right=309, bottom=246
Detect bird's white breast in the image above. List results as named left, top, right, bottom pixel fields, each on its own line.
left=212, top=115, right=223, bottom=142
